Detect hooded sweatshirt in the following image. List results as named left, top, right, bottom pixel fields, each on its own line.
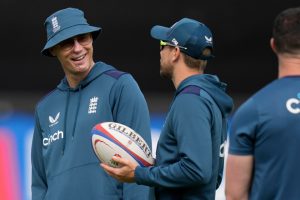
left=31, top=62, right=153, bottom=200
left=135, top=74, right=233, bottom=200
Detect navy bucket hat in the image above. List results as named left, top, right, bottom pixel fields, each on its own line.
left=41, top=8, right=101, bottom=56
left=151, top=18, right=214, bottom=60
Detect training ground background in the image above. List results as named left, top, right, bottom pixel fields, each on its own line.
left=1, top=0, right=299, bottom=199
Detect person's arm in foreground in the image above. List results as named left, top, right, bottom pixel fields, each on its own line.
left=225, top=154, right=253, bottom=200
left=225, top=97, right=258, bottom=200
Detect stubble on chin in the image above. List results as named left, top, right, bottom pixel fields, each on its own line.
left=159, top=63, right=173, bottom=80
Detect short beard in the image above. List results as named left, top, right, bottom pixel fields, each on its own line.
left=160, top=64, right=173, bottom=79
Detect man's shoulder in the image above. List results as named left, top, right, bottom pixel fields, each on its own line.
left=95, top=61, right=129, bottom=80
left=176, top=85, right=214, bottom=105
left=248, top=78, right=295, bottom=103
left=173, top=87, right=211, bottom=113
left=36, top=88, right=60, bottom=110
left=233, top=79, right=291, bottom=118
left=103, top=69, right=128, bottom=80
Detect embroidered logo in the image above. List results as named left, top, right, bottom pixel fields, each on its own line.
left=51, top=16, right=60, bottom=33
left=286, top=93, right=300, bottom=114
left=204, top=36, right=213, bottom=44
left=171, top=38, right=179, bottom=46
left=49, top=112, right=60, bottom=127
left=88, top=97, right=99, bottom=114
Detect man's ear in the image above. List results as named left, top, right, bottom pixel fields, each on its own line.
left=270, top=38, right=277, bottom=53
left=172, top=47, right=180, bottom=62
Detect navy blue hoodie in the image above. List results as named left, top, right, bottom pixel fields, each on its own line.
left=135, top=74, right=233, bottom=200
left=31, top=62, right=153, bottom=200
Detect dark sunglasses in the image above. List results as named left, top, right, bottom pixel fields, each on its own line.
left=58, top=33, right=92, bottom=51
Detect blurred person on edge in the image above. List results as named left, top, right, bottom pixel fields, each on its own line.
left=101, top=18, right=234, bottom=200
left=226, top=7, right=300, bottom=200
left=31, top=7, right=154, bottom=200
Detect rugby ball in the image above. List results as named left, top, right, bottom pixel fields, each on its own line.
left=91, top=122, right=154, bottom=168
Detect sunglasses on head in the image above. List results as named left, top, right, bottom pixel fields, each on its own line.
left=159, top=40, right=187, bottom=51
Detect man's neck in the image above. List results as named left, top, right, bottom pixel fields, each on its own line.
left=278, top=54, right=300, bottom=78
left=172, top=64, right=203, bottom=89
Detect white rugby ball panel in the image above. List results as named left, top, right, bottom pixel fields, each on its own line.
left=92, top=134, right=139, bottom=167
left=91, top=122, right=154, bottom=167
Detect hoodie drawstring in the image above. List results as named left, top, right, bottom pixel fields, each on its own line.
left=72, top=85, right=82, bottom=138
left=61, top=85, right=82, bottom=155
left=62, top=89, right=70, bottom=155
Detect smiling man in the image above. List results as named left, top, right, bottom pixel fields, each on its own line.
left=31, top=7, right=153, bottom=200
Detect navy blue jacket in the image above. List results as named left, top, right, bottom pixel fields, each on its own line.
left=31, top=62, right=153, bottom=200
left=135, top=74, right=233, bottom=200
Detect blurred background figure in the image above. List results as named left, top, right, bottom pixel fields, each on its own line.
left=226, top=6, right=300, bottom=200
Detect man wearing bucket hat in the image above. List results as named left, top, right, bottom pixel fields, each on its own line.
left=101, top=18, right=233, bottom=199
left=31, top=7, right=153, bottom=200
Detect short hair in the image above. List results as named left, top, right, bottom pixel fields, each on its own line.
left=273, top=7, right=300, bottom=54
left=182, top=48, right=211, bottom=71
